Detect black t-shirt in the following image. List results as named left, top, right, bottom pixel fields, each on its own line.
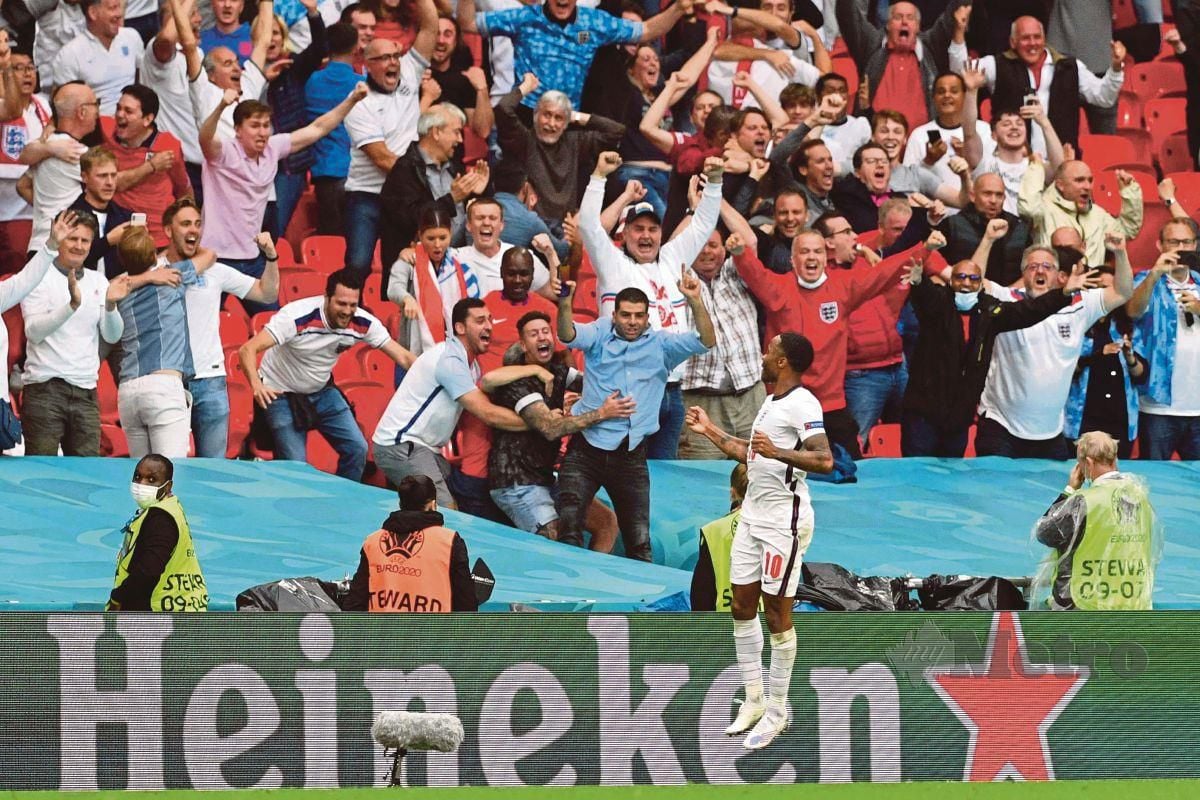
left=488, top=360, right=578, bottom=490
left=431, top=67, right=477, bottom=112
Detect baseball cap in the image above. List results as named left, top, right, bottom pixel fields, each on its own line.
left=615, top=201, right=661, bottom=236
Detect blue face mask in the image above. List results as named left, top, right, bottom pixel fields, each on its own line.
left=954, top=290, right=980, bottom=311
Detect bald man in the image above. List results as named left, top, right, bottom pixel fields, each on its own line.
left=939, top=173, right=1030, bottom=286
left=20, top=82, right=100, bottom=255
left=1019, top=158, right=1143, bottom=269
left=950, top=14, right=1126, bottom=154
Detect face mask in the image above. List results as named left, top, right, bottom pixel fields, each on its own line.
left=130, top=482, right=161, bottom=509
left=797, top=273, right=828, bottom=290
left=954, top=290, right=980, bottom=311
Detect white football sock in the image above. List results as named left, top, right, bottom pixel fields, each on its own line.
left=767, top=627, right=797, bottom=710
left=732, top=617, right=765, bottom=704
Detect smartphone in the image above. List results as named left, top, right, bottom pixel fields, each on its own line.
left=927, top=130, right=942, bottom=145
left=1178, top=250, right=1200, bottom=269
left=558, top=264, right=572, bottom=298
left=130, top=212, right=147, bottom=226
left=1023, top=92, right=1038, bottom=106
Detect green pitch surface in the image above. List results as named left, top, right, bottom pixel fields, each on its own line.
left=8, top=780, right=1200, bottom=800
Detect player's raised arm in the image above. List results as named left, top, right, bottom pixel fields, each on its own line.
left=686, top=406, right=749, bottom=462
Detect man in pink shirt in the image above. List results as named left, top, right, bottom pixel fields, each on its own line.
left=196, top=83, right=369, bottom=312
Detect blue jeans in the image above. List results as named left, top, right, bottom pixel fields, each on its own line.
left=269, top=171, right=308, bottom=241
left=845, top=362, right=908, bottom=442
left=491, top=483, right=557, bottom=533
left=447, top=466, right=509, bottom=524
left=1138, top=412, right=1200, bottom=460
left=264, top=386, right=367, bottom=480
left=343, top=191, right=380, bottom=278
left=614, top=164, right=670, bottom=222
left=188, top=376, right=229, bottom=458
left=221, top=254, right=276, bottom=315
left=556, top=434, right=652, bottom=561
left=645, top=382, right=684, bottom=460
left=901, top=410, right=969, bottom=457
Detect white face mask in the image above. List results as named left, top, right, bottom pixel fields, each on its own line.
left=954, top=290, right=980, bottom=311
left=797, top=273, right=828, bottom=290
left=130, top=482, right=162, bottom=509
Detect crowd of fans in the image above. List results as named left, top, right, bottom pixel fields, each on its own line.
left=1, top=0, right=1198, bottom=555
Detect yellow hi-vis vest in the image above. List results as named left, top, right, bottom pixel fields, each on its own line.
left=1069, top=476, right=1154, bottom=610
left=109, top=495, right=208, bottom=612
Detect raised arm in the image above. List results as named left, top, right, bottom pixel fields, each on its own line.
left=1127, top=256, right=1173, bottom=320
left=557, top=281, right=578, bottom=343
left=733, top=71, right=787, bottom=129
left=686, top=404, right=749, bottom=462
left=198, top=87, right=237, bottom=160
left=456, top=0, right=479, bottom=34
left=678, top=264, right=716, bottom=348
left=639, top=74, right=686, bottom=155
left=1102, top=230, right=1134, bottom=311
left=480, top=363, right=553, bottom=393
left=169, top=0, right=202, bottom=79
left=409, top=0, right=439, bottom=62
left=640, top=0, right=691, bottom=43
left=151, top=0, right=183, bottom=64
left=244, top=233, right=281, bottom=305
left=290, top=83, right=369, bottom=152
left=960, top=60, right=986, bottom=169
left=248, top=0, right=275, bottom=73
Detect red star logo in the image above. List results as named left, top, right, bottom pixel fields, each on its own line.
left=925, top=612, right=1089, bottom=782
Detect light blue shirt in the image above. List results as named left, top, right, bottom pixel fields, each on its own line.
left=567, top=320, right=708, bottom=450
left=476, top=5, right=641, bottom=109
left=118, top=259, right=198, bottom=381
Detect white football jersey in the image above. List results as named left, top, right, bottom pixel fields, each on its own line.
left=740, top=385, right=825, bottom=532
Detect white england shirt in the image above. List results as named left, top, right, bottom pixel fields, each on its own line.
left=740, top=385, right=826, bottom=532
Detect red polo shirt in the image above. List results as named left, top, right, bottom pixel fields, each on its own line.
left=101, top=117, right=190, bottom=247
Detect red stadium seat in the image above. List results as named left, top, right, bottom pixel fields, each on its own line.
left=306, top=430, right=341, bottom=474
left=977, top=96, right=991, bottom=123
left=301, top=235, right=346, bottom=274
left=1093, top=170, right=1158, bottom=217
left=343, top=381, right=392, bottom=438
left=1165, top=171, right=1200, bottom=217
left=222, top=293, right=250, bottom=329
left=358, top=346, right=397, bottom=388
left=97, top=361, right=119, bottom=425
left=1128, top=61, right=1186, bottom=100
left=226, top=349, right=254, bottom=385
left=250, top=310, right=274, bottom=334
left=284, top=188, right=318, bottom=254
left=1127, top=202, right=1175, bottom=271
left=1077, top=134, right=1138, bottom=170
left=226, top=380, right=254, bottom=458
left=280, top=269, right=326, bottom=305
left=1104, top=161, right=1157, bottom=178
left=1115, top=127, right=1154, bottom=167
left=1159, top=134, right=1195, bottom=176
left=1144, top=98, right=1188, bottom=157
left=274, top=237, right=297, bottom=268
left=332, top=351, right=366, bottom=385
left=573, top=278, right=599, bottom=317
left=100, top=424, right=128, bottom=458
left=218, top=309, right=250, bottom=351
left=1116, top=90, right=1143, bottom=129
left=865, top=424, right=900, bottom=458
left=362, top=272, right=383, bottom=313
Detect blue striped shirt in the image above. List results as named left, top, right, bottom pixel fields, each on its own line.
left=118, top=259, right=198, bottom=381
left=476, top=5, right=641, bottom=108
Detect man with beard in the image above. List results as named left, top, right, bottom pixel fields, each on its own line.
left=901, top=226, right=1092, bottom=457
left=976, top=234, right=1134, bottom=458
left=836, top=0, right=969, bottom=126
left=677, top=227, right=766, bottom=460
left=101, top=84, right=190, bottom=249
left=1019, top=156, right=1143, bottom=269
left=340, top=0, right=438, bottom=276
left=949, top=14, right=1125, bottom=154
left=685, top=332, right=833, bottom=751
left=555, top=276, right=715, bottom=558
left=427, top=14, right=492, bottom=141
left=343, top=474, right=478, bottom=613
left=939, top=173, right=1031, bottom=286
left=240, top=268, right=415, bottom=480
left=581, top=150, right=723, bottom=458
left=902, top=72, right=993, bottom=196
left=371, top=298, right=534, bottom=505
left=960, top=63, right=1065, bottom=216
left=19, top=209, right=128, bottom=456
left=488, top=310, right=635, bottom=538
left=163, top=198, right=278, bottom=458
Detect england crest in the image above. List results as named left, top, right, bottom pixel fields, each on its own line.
left=1057, top=320, right=1072, bottom=340
left=2, top=125, right=26, bottom=160
left=819, top=301, right=839, bottom=323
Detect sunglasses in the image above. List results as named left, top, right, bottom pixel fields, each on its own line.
left=952, top=273, right=982, bottom=282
